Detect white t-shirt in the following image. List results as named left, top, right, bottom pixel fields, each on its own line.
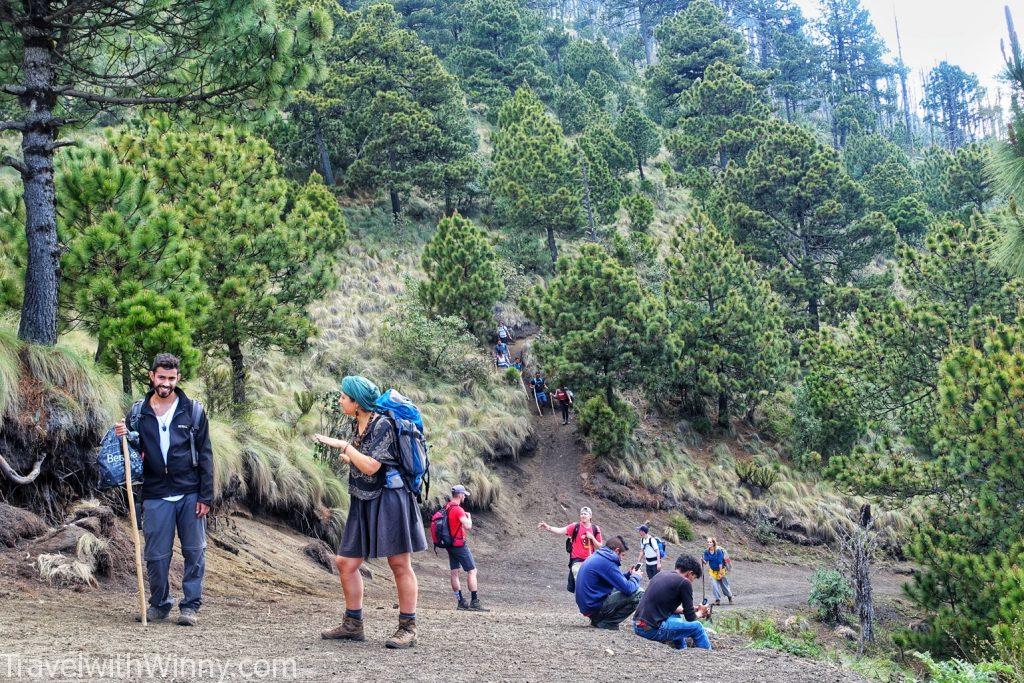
left=641, top=535, right=660, bottom=563
left=155, top=399, right=183, bottom=503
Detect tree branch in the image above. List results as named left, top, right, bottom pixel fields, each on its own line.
left=2, top=155, right=27, bottom=176
left=0, top=449, right=46, bottom=485
left=3, top=83, right=248, bottom=106
left=0, top=119, right=25, bottom=132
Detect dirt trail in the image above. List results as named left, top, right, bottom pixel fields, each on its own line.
left=0, top=364, right=907, bottom=682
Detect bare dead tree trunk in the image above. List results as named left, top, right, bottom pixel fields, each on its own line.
left=578, top=148, right=598, bottom=240
left=840, top=504, right=878, bottom=653
left=0, top=449, right=46, bottom=485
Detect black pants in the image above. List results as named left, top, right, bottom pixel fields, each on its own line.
left=559, top=401, right=570, bottom=422
left=645, top=563, right=659, bottom=579
left=590, top=589, right=644, bottom=629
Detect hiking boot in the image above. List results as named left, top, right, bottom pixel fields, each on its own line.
left=321, top=615, right=365, bottom=641
left=384, top=616, right=417, bottom=649
left=177, top=608, right=198, bottom=626
left=714, top=599, right=721, bottom=606
left=469, top=598, right=490, bottom=612
left=135, top=607, right=169, bottom=623
left=727, top=595, right=733, bottom=604
left=457, top=598, right=470, bottom=610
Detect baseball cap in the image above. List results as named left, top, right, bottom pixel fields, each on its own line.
left=579, top=506, right=592, bottom=516
left=452, top=485, right=470, bottom=497
left=636, top=524, right=650, bottom=533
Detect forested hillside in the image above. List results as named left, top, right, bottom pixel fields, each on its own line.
left=1, top=0, right=1022, bottom=677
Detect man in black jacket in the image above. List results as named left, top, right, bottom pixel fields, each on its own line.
left=114, top=353, right=214, bottom=626
left=632, top=555, right=712, bottom=649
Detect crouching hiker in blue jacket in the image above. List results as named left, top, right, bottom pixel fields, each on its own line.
left=632, top=555, right=712, bottom=650
left=574, top=536, right=644, bottom=630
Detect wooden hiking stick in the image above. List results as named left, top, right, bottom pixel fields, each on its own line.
left=533, top=389, right=542, bottom=416
left=122, top=436, right=147, bottom=626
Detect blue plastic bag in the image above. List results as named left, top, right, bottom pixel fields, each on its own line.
left=96, top=427, right=143, bottom=489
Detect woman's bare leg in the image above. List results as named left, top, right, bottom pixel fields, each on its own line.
left=387, top=553, right=418, bottom=614
left=336, top=555, right=364, bottom=610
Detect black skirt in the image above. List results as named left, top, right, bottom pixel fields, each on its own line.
left=337, top=488, right=428, bottom=559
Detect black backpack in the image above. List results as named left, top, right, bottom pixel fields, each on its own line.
left=129, top=398, right=205, bottom=467
left=566, top=522, right=601, bottom=554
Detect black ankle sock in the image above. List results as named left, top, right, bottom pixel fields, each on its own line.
left=399, top=612, right=416, bottom=620
left=345, top=608, right=362, bottom=620
left=471, top=591, right=478, bottom=601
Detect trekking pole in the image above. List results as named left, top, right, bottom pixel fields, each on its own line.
left=122, top=436, right=147, bottom=627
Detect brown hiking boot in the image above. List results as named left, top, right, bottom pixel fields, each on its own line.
left=321, top=615, right=365, bottom=641
left=384, top=616, right=417, bottom=649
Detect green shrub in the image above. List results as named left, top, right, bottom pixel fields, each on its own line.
left=808, top=567, right=853, bottom=624
left=912, top=652, right=1011, bottom=683
left=503, top=367, right=521, bottom=385
left=577, top=394, right=638, bottom=459
left=376, top=298, right=488, bottom=385
left=667, top=512, right=694, bottom=541
left=622, top=192, right=654, bottom=232
left=735, top=459, right=779, bottom=492
left=758, top=390, right=794, bottom=443
left=747, top=618, right=823, bottom=659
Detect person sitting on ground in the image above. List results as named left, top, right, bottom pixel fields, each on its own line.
left=313, top=375, right=427, bottom=649
left=537, top=506, right=603, bottom=583
left=633, top=555, right=712, bottom=650
left=554, top=385, right=574, bottom=425
left=702, top=536, right=733, bottom=605
left=574, top=536, right=644, bottom=630
left=636, top=524, right=661, bottom=579
left=497, top=323, right=511, bottom=344
left=445, top=485, right=490, bottom=612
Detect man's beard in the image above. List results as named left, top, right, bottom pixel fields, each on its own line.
left=155, top=386, right=173, bottom=397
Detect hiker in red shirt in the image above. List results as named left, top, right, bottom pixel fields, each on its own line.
left=446, top=485, right=489, bottom=612
left=538, top=506, right=603, bottom=591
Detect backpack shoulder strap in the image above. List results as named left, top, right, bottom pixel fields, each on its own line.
left=190, top=398, right=204, bottom=428
left=128, top=399, right=144, bottom=431
left=570, top=523, right=580, bottom=541
left=187, top=398, right=204, bottom=468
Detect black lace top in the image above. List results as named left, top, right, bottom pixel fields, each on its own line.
left=347, top=415, right=398, bottom=501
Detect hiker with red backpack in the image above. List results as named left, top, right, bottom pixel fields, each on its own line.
left=430, top=485, right=489, bottom=612
left=554, top=386, right=574, bottom=425
left=314, top=376, right=429, bottom=650
left=538, top=506, right=603, bottom=592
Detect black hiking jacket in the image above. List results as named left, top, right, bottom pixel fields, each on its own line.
left=127, top=387, right=214, bottom=505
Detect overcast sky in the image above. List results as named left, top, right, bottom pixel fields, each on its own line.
left=793, top=0, right=1013, bottom=106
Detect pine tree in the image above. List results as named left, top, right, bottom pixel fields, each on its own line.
left=922, top=62, right=983, bottom=150
left=523, top=243, right=668, bottom=406
left=667, top=61, right=771, bottom=202
left=614, top=104, right=660, bottom=181
left=115, top=120, right=347, bottom=414
left=562, top=39, right=623, bottom=87
left=419, top=213, right=504, bottom=336
left=622, top=193, right=654, bottom=232
left=555, top=80, right=598, bottom=135
left=449, top=0, right=553, bottom=115
left=601, top=0, right=689, bottom=67
left=645, top=0, right=761, bottom=124
left=723, top=121, right=894, bottom=331
left=665, top=210, right=790, bottom=428
left=490, top=87, right=583, bottom=269
left=941, top=143, right=996, bottom=218
left=0, top=0, right=330, bottom=346
left=915, top=146, right=956, bottom=214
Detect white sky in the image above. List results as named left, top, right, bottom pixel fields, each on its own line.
left=794, top=0, right=1012, bottom=107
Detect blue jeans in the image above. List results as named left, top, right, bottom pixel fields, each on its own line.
left=142, top=493, right=207, bottom=612
left=634, top=615, right=712, bottom=649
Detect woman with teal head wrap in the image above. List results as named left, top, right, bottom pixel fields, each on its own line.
left=312, top=374, right=427, bottom=648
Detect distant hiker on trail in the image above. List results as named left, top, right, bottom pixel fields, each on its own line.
left=636, top=525, right=662, bottom=579
left=313, top=375, right=428, bottom=649
left=439, top=484, right=489, bottom=612
left=529, top=371, right=549, bottom=410
left=497, top=323, right=511, bottom=343
left=512, top=355, right=524, bottom=373
left=702, top=537, right=733, bottom=605
left=574, top=536, right=644, bottom=630
left=633, top=555, right=712, bottom=650
left=554, top=386, right=574, bottom=425
left=537, top=506, right=603, bottom=591
left=114, top=353, right=213, bottom=627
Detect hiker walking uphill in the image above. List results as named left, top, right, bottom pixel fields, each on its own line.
left=554, top=386, right=574, bottom=425
left=432, top=484, right=490, bottom=612
left=314, top=376, right=428, bottom=650
left=538, top=506, right=603, bottom=592
left=113, top=353, right=213, bottom=627
left=702, top=537, right=734, bottom=605
left=636, top=525, right=664, bottom=579
left=574, top=536, right=644, bottom=630
left=633, top=555, right=713, bottom=650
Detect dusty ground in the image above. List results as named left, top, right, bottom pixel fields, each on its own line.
left=0, top=387, right=910, bottom=682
